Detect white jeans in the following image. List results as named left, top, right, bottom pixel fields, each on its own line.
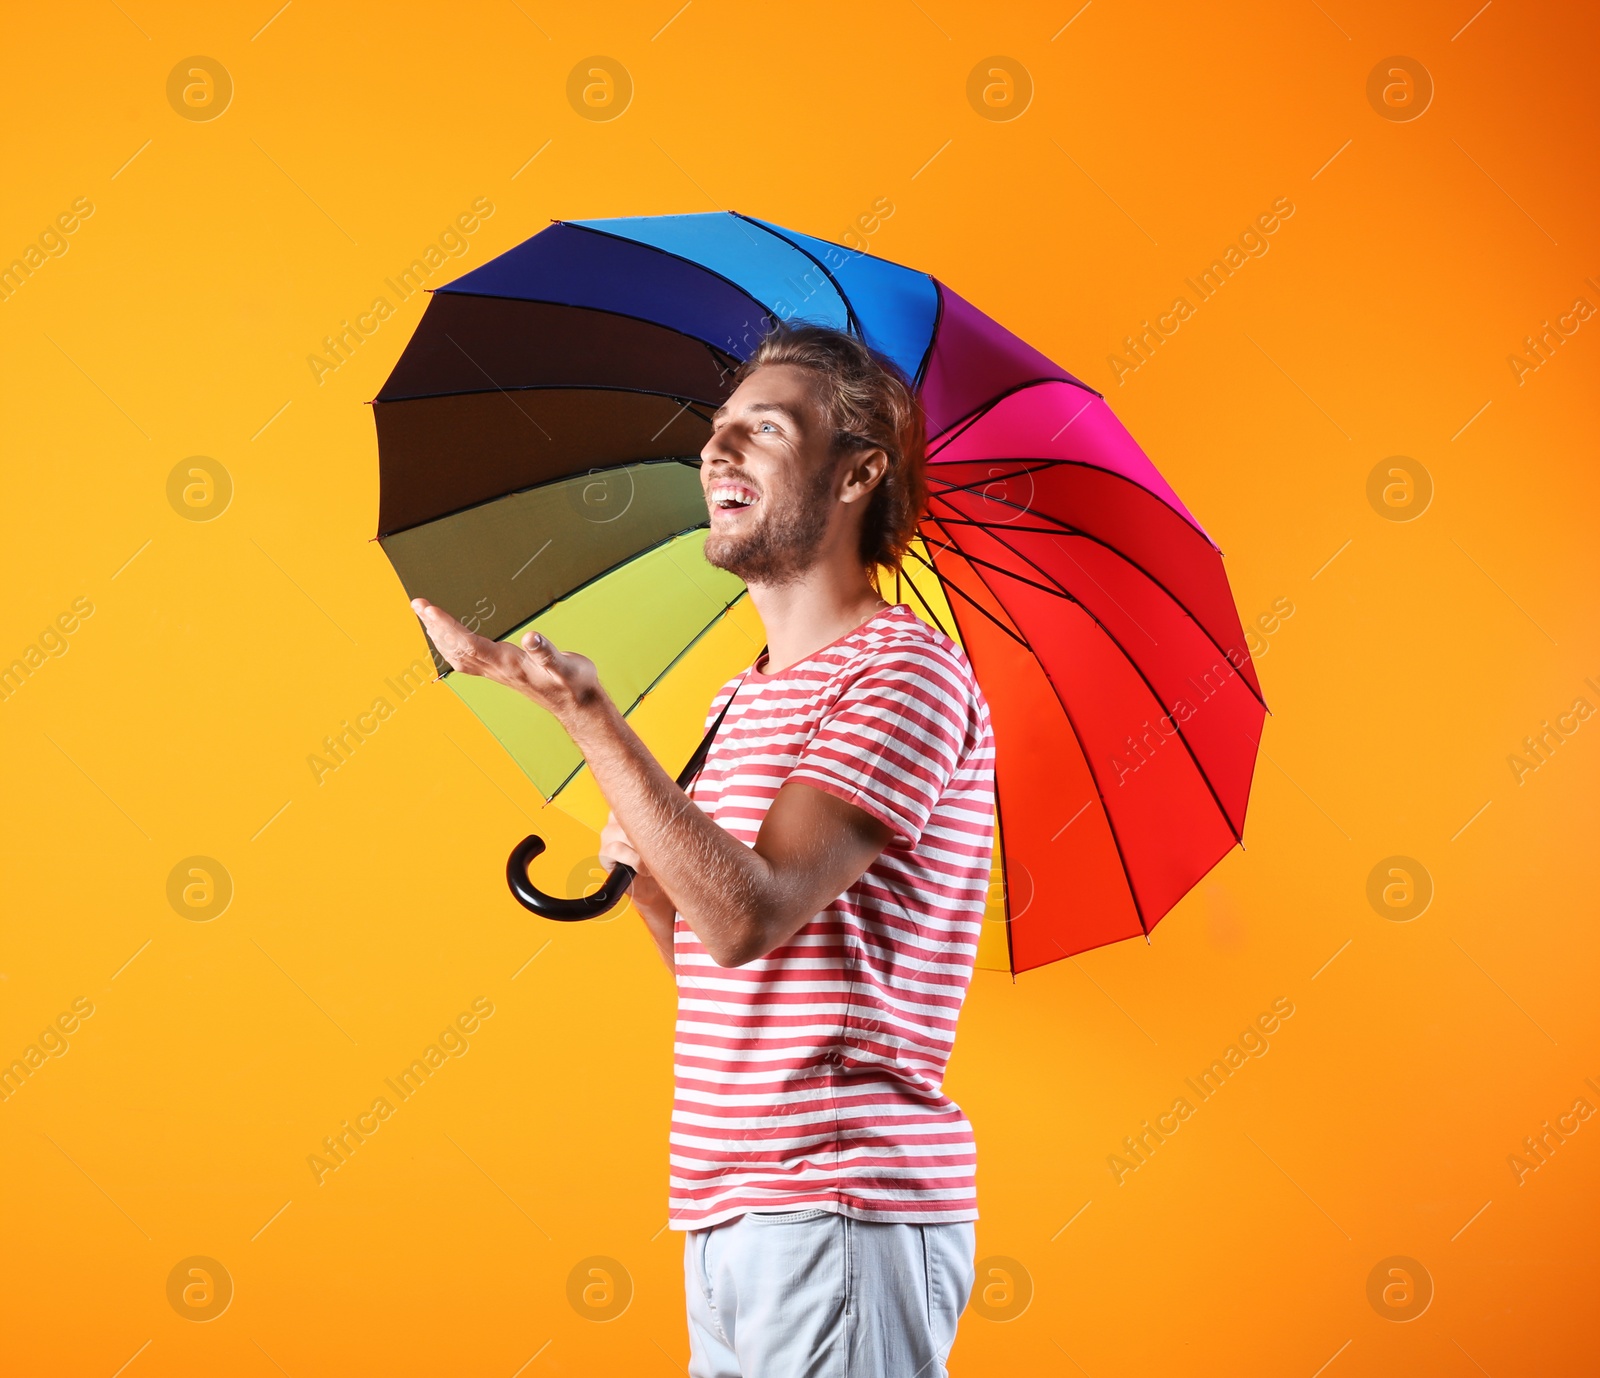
left=683, top=1208, right=976, bottom=1378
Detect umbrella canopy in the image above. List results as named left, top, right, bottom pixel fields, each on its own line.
left=372, top=212, right=1265, bottom=972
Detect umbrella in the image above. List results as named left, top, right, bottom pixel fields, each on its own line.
left=371, top=212, right=1265, bottom=972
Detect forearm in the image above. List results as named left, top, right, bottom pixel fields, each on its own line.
left=561, top=694, right=780, bottom=964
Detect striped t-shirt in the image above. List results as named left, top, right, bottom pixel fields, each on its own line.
left=668, top=603, right=997, bottom=1230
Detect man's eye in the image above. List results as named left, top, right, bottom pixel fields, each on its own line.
left=758, top=421, right=776, bottom=432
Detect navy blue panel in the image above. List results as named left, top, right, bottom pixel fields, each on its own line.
left=439, top=222, right=772, bottom=358
left=572, top=213, right=851, bottom=332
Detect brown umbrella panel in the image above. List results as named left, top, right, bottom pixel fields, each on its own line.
left=374, top=292, right=742, bottom=675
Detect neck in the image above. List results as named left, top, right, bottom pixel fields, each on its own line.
left=746, top=559, right=887, bottom=677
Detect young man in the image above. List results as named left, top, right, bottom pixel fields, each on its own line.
left=413, top=322, right=996, bottom=1377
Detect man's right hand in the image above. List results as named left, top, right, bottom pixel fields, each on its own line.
left=600, top=811, right=677, bottom=972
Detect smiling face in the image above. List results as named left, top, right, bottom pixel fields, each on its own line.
left=700, top=363, right=865, bottom=587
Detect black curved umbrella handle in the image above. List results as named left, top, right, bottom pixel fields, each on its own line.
left=502, top=665, right=755, bottom=922
left=506, top=834, right=636, bottom=921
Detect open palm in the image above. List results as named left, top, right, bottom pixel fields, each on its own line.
left=410, top=597, right=601, bottom=723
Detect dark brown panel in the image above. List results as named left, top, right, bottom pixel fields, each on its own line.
left=375, top=294, right=738, bottom=404
left=375, top=387, right=712, bottom=536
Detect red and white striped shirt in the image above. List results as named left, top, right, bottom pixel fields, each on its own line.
left=669, top=603, right=996, bottom=1230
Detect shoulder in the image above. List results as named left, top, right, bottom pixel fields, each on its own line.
left=845, top=608, right=980, bottom=689
left=830, top=610, right=989, bottom=739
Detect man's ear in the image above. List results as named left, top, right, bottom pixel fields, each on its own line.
left=838, top=447, right=889, bottom=505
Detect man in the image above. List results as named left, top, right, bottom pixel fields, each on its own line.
left=413, top=322, right=996, bottom=1376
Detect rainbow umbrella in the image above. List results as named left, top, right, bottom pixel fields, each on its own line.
left=371, top=213, right=1265, bottom=972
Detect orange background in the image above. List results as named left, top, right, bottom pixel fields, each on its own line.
left=2, top=1, right=1597, bottom=1374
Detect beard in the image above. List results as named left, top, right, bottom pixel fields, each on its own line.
left=703, top=460, right=836, bottom=586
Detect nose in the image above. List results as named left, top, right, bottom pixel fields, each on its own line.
left=700, top=423, right=744, bottom=468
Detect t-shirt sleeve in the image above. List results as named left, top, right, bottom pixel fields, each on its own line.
left=785, top=646, right=974, bottom=849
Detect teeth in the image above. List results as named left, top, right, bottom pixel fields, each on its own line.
left=710, top=483, right=757, bottom=509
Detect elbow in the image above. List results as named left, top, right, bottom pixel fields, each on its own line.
left=705, top=932, right=765, bottom=969
left=703, top=904, right=783, bottom=969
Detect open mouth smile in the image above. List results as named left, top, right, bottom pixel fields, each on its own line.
left=708, top=482, right=760, bottom=515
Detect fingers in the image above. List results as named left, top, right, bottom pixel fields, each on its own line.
left=598, top=827, right=637, bottom=858
left=412, top=598, right=468, bottom=655
left=411, top=596, right=453, bottom=630
left=518, top=628, right=598, bottom=704
left=411, top=596, right=601, bottom=715
left=597, top=843, right=641, bottom=870
left=411, top=597, right=514, bottom=680
left=520, top=627, right=564, bottom=665
left=598, top=815, right=641, bottom=871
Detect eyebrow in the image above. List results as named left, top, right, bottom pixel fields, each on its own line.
left=710, top=400, right=803, bottom=426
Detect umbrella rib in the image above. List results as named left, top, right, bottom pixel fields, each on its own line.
left=703, top=340, right=739, bottom=386
left=927, top=380, right=1047, bottom=455
left=916, top=525, right=1150, bottom=939
left=901, top=547, right=1030, bottom=650
left=379, top=456, right=705, bottom=540
left=931, top=510, right=1246, bottom=847
left=928, top=508, right=1170, bottom=658
left=927, top=457, right=1063, bottom=487
left=926, top=377, right=1102, bottom=455
left=905, top=531, right=1041, bottom=964
left=973, top=514, right=1247, bottom=847
left=926, top=488, right=1262, bottom=709
left=925, top=514, right=1087, bottom=537
left=894, top=552, right=956, bottom=641
left=937, top=510, right=1264, bottom=712
left=427, top=517, right=715, bottom=675
left=559, top=221, right=791, bottom=344
left=442, top=330, right=555, bottom=440
left=911, top=285, right=945, bottom=391
left=913, top=526, right=1069, bottom=606
left=995, top=789, right=1018, bottom=972
left=375, top=380, right=724, bottom=409
left=927, top=454, right=1213, bottom=547
left=735, top=212, right=863, bottom=340
left=418, top=287, right=741, bottom=379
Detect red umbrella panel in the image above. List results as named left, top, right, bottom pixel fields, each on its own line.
left=900, top=310, right=1266, bottom=972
